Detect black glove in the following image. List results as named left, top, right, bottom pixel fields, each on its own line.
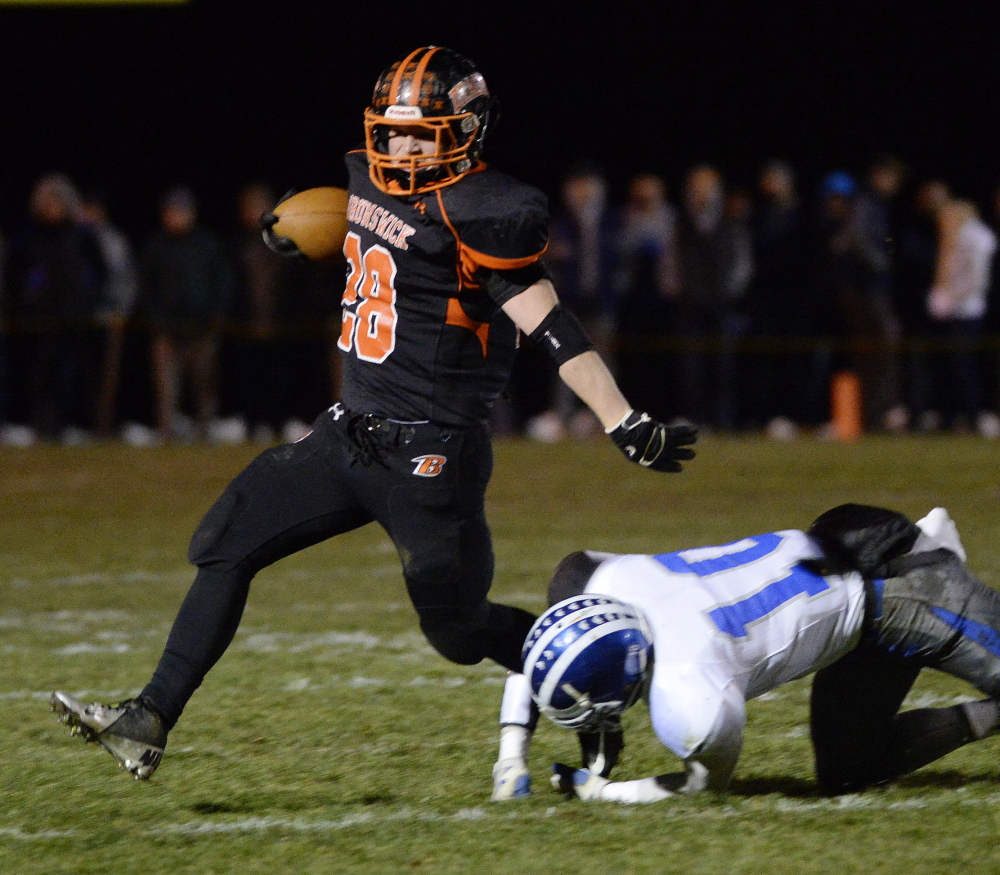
left=260, top=189, right=302, bottom=258
left=608, top=410, right=697, bottom=473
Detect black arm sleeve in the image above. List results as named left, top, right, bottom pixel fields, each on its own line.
left=527, top=304, right=595, bottom=366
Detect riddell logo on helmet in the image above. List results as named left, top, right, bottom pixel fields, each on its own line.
left=385, top=105, right=424, bottom=120
left=411, top=455, right=447, bottom=477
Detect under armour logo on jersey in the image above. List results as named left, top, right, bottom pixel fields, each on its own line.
left=329, top=402, right=345, bottom=420
left=411, top=454, right=447, bottom=477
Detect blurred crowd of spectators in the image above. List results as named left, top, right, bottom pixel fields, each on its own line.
left=519, top=156, right=1000, bottom=442
left=0, top=175, right=338, bottom=446
left=2, top=158, right=999, bottom=448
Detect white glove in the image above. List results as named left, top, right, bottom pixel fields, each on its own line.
left=491, top=758, right=531, bottom=801
left=552, top=764, right=683, bottom=803
left=551, top=764, right=609, bottom=800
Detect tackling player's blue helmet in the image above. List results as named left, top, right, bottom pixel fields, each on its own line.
left=522, top=596, right=652, bottom=732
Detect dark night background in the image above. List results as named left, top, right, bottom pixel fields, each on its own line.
left=2, top=1, right=999, bottom=236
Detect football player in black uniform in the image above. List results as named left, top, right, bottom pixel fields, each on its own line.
left=51, top=46, right=697, bottom=782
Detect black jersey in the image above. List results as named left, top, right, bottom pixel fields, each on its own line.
left=339, top=151, right=549, bottom=427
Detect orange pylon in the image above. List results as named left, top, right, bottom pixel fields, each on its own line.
left=831, top=371, right=863, bottom=442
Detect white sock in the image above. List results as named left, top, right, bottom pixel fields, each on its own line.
left=498, top=724, right=531, bottom=763
left=498, top=672, right=534, bottom=726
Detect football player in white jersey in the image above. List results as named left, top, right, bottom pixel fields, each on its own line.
left=491, top=504, right=1000, bottom=803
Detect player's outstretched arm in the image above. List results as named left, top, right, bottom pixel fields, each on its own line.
left=552, top=735, right=739, bottom=804
left=553, top=681, right=746, bottom=803
left=502, top=281, right=697, bottom=472
left=491, top=672, right=535, bottom=801
left=551, top=759, right=713, bottom=803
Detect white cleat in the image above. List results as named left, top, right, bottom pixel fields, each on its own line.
left=491, top=758, right=532, bottom=801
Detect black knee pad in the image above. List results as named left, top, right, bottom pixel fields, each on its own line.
left=417, top=607, right=487, bottom=665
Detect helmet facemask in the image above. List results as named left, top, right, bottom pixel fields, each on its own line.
left=539, top=671, right=648, bottom=732
left=364, top=46, right=495, bottom=196
left=364, top=108, right=480, bottom=196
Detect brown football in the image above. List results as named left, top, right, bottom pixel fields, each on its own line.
left=270, top=186, right=349, bottom=260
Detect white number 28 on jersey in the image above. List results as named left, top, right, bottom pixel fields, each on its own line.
left=339, top=231, right=399, bottom=363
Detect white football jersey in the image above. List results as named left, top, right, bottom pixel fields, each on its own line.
left=584, top=529, right=866, bottom=760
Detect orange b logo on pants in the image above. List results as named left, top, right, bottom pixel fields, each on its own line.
left=411, top=454, right=447, bottom=477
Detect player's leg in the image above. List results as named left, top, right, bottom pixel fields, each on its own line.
left=53, top=407, right=372, bottom=777
left=878, top=554, right=1000, bottom=697
left=810, top=642, right=921, bottom=794
left=374, top=422, right=535, bottom=671
left=865, top=554, right=1000, bottom=779
left=143, top=410, right=372, bottom=723
left=405, top=526, right=537, bottom=672
left=812, top=554, right=1000, bottom=794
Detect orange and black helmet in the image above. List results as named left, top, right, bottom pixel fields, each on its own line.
left=364, top=46, right=498, bottom=196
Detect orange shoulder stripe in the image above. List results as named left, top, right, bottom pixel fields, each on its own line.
left=435, top=187, right=547, bottom=284
left=458, top=241, right=548, bottom=271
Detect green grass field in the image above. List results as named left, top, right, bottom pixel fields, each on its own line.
left=2, top=435, right=1000, bottom=874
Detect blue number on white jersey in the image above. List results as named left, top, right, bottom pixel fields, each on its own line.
left=655, top=533, right=783, bottom=576
left=706, top=566, right=830, bottom=637
left=654, top=534, right=831, bottom=639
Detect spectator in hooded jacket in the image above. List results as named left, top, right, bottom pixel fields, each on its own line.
left=673, top=164, right=752, bottom=429
left=79, top=188, right=138, bottom=437
left=614, top=173, right=680, bottom=422
left=6, top=173, right=106, bottom=443
left=137, top=186, right=234, bottom=442
left=848, top=157, right=906, bottom=430
left=745, top=160, right=810, bottom=438
left=527, top=164, right=620, bottom=441
left=894, top=180, right=951, bottom=431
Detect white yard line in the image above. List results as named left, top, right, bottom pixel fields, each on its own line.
left=4, top=791, right=999, bottom=841
left=129, top=791, right=1000, bottom=837
left=0, top=827, right=79, bottom=840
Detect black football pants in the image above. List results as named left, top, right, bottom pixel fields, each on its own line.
left=811, top=552, right=1000, bottom=794
left=141, top=404, right=536, bottom=728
